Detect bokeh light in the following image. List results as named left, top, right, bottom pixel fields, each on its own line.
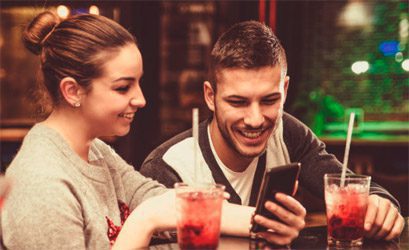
left=351, top=61, right=369, bottom=74
left=402, top=59, right=409, bottom=72
left=89, top=5, right=100, bottom=15
left=56, top=5, right=70, bottom=19
left=395, top=52, right=403, bottom=62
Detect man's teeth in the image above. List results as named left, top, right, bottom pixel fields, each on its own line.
left=120, top=113, right=134, bottom=119
left=241, top=131, right=262, bottom=138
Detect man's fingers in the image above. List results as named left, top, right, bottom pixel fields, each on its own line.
left=384, top=214, right=405, bottom=241
left=364, top=195, right=405, bottom=241
left=365, top=195, right=393, bottom=238
left=364, top=195, right=380, bottom=236
left=251, top=192, right=305, bottom=245
left=256, top=231, right=293, bottom=246
left=373, top=205, right=398, bottom=239
left=223, top=192, right=231, bottom=200
left=264, top=202, right=305, bottom=230
left=275, top=193, right=306, bottom=218
left=253, top=214, right=299, bottom=243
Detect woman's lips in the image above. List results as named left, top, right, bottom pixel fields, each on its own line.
left=119, top=112, right=135, bottom=120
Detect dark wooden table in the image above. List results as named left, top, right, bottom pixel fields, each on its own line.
left=149, top=215, right=408, bottom=249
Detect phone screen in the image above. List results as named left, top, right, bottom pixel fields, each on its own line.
left=250, top=162, right=301, bottom=233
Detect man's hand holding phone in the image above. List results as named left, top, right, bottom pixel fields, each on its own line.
left=253, top=192, right=306, bottom=245
left=250, top=163, right=306, bottom=245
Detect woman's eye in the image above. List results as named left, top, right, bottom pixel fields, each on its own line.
left=116, top=86, right=130, bottom=92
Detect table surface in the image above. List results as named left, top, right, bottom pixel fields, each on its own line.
left=149, top=215, right=408, bottom=250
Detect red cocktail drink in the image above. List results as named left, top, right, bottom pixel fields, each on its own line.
left=324, top=174, right=370, bottom=247
left=175, top=183, right=225, bottom=250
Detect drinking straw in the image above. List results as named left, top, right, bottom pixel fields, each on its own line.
left=192, top=108, right=199, bottom=183
left=340, top=112, right=355, bottom=187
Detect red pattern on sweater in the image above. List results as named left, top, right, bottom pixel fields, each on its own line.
left=106, top=201, right=130, bottom=246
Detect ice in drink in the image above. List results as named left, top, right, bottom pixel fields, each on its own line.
left=324, top=174, right=370, bottom=247
left=175, top=183, right=225, bottom=250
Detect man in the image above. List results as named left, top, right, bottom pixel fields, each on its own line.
left=141, top=21, right=404, bottom=242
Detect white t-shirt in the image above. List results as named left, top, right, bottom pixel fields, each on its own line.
left=208, top=127, right=257, bottom=206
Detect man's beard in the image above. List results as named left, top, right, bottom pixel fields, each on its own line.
left=213, top=105, right=277, bottom=159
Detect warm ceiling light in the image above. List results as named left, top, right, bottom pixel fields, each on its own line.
left=338, top=0, right=371, bottom=28
left=89, top=5, right=100, bottom=15
left=56, top=5, right=70, bottom=19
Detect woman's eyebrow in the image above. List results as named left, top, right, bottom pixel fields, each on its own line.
left=112, top=76, right=136, bottom=82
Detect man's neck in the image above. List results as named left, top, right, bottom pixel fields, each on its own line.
left=208, top=121, right=253, bottom=172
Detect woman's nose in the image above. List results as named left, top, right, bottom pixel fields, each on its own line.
left=130, top=96, right=146, bottom=108
left=130, top=87, right=146, bottom=108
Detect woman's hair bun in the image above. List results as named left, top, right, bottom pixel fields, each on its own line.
left=22, top=11, right=60, bottom=55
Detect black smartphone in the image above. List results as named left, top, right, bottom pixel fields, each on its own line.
left=250, top=162, right=301, bottom=233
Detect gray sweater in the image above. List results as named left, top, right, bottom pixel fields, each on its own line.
left=1, top=124, right=166, bottom=250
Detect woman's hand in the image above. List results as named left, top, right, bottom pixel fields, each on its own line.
left=113, top=190, right=177, bottom=249
left=137, top=189, right=177, bottom=231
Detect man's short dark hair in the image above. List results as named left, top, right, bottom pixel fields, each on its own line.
left=209, top=20, right=287, bottom=91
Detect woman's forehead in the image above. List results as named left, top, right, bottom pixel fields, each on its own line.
left=99, top=44, right=143, bottom=80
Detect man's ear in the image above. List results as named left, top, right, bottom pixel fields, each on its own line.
left=283, top=76, right=290, bottom=103
left=59, top=77, right=83, bottom=107
left=203, top=81, right=215, bottom=112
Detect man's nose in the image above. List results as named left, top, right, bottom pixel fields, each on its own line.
left=243, top=105, right=264, bottom=128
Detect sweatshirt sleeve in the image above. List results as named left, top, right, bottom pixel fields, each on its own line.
left=282, top=113, right=400, bottom=210
left=2, top=168, right=87, bottom=250
left=95, top=140, right=168, bottom=211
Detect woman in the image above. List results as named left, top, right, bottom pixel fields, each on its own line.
left=1, top=10, right=175, bottom=250
left=1, top=11, right=304, bottom=250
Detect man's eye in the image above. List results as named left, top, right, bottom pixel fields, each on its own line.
left=116, top=86, right=130, bottom=92
left=228, top=100, right=246, bottom=106
left=262, top=99, right=279, bottom=105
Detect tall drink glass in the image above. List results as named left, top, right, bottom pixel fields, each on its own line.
left=175, top=183, right=225, bottom=250
left=324, top=174, right=371, bottom=248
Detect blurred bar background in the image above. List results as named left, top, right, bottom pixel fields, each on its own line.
left=0, top=0, right=408, bottom=214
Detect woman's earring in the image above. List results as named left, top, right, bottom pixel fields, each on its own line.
left=73, top=102, right=81, bottom=108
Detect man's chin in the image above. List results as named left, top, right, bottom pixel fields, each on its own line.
left=235, top=146, right=267, bottom=159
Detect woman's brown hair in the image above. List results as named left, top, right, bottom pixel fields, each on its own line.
left=23, top=11, right=136, bottom=110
